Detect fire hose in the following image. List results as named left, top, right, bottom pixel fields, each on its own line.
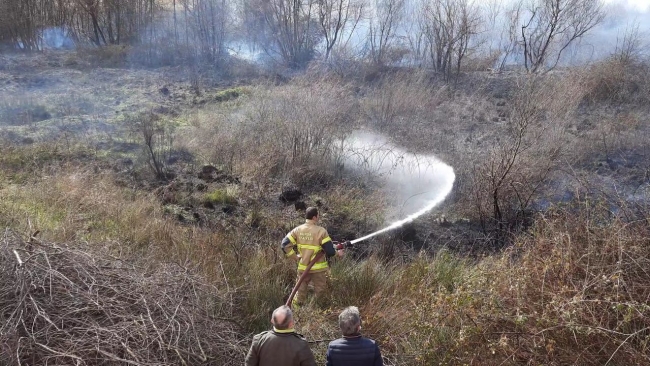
left=285, top=241, right=351, bottom=308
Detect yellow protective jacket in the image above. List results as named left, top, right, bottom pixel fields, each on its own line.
left=282, top=219, right=335, bottom=273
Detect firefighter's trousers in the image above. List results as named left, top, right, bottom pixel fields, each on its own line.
left=294, top=270, right=328, bottom=306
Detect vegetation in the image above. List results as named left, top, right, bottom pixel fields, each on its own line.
left=0, top=0, right=607, bottom=72
left=1, top=7, right=649, bottom=364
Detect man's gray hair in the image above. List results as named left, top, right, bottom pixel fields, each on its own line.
left=339, top=306, right=361, bottom=336
left=271, top=305, right=293, bottom=330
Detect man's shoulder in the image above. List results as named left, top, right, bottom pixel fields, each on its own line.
left=287, top=331, right=308, bottom=342
left=258, top=330, right=308, bottom=342
left=313, top=224, right=328, bottom=235
left=328, top=337, right=378, bottom=348
left=327, top=337, right=351, bottom=348
left=293, top=223, right=309, bottom=231
left=253, top=330, right=271, bottom=340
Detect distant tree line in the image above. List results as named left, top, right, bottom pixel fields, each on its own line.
left=0, top=0, right=156, bottom=49
left=0, top=0, right=606, bottom=74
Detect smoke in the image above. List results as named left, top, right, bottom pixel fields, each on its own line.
left=41, top=28, right=75, bottom=50
left=341, top=131, right=455, bottom=244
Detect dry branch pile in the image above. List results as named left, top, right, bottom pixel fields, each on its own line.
left=0, top=230, right=247, bottom=365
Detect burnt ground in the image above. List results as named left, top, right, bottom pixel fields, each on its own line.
left=0, top=50, right=244, bottom=145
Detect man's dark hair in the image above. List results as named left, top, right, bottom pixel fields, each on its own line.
left=272, top=305, right=293, bottom=330
left=306, top=207, right=318, bottom=220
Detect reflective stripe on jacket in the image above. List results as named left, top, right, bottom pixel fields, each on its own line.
left=285, top=219, right=332, bottom=273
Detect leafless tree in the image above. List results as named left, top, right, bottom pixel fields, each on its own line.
left=367, top=0, right=405, bottom=66
left=418, top=0, right=482, bottom=78
left=241, top=0, right=320, bottom=67
left=519, top=0, right=605, bottom=72
left=179, top=0, right=230, bottom=62
left=0, top=0, right=158, bottom=49
left=317, top=0, right=365, bottom=60
left=612, top=22, right=646, bottom=63
left=495, top=0, right=524, bottom=71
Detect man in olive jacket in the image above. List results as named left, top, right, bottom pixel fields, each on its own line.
left=245, top=305, right=316, bottom=366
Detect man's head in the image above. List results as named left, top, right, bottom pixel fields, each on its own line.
left=271, top=305, right=294, bottom=330
left=339, top=306, right=362, bottom=336
left=305, top=207, right=319, bottom=221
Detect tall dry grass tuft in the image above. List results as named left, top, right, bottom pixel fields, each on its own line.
left=580, top=58, right=650, bottom=105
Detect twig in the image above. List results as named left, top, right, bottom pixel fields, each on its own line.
left=13, top=249, right=23, bottom=266
left=604, top=327, right=650, bottom=366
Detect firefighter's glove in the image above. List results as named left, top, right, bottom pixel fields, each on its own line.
left=335, top=243, right=345, bottom=257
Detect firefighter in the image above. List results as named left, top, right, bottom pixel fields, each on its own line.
left=282, top=207, right=341, bottom=308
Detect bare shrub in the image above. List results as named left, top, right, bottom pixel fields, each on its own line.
left=187, top=79, right=359, bottom=188
left=0, top=231, right=246, bottom=366
left=484, top=202, right=650, bottom=364
left=361, top=71, right=445, bottom=133
left=376, top=201, right=650, bottom=365
left=462, top=75, right=581, bottom=243
left=131, top=112, right=175, bottom=180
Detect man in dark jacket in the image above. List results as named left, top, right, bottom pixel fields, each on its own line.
left=326, top=306, right=383, bottom=366
left=245, top=305, right=316, bottom=366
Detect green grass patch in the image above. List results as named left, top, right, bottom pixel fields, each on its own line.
left=214, top=87, right=247, bottom=102
left=203, top=187, right=238, bottom=206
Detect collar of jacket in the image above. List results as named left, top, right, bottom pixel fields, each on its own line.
left=305, top=219, right=316, bottom=225
left=273, top=327, right=296, bottom=334
left=343, top=333, right=362, bottom=339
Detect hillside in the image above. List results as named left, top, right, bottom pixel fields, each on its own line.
left=1, top=49, right=649, bottom=365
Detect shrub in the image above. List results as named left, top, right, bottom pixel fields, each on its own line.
left=130, top=112, right=175, bottom=180
left=581, top=58, right=650, bottom=105
left=184, top=78, right=359, bottom=188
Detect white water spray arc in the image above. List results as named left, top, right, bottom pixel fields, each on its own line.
left=342, top=132, right=456, bottom=245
